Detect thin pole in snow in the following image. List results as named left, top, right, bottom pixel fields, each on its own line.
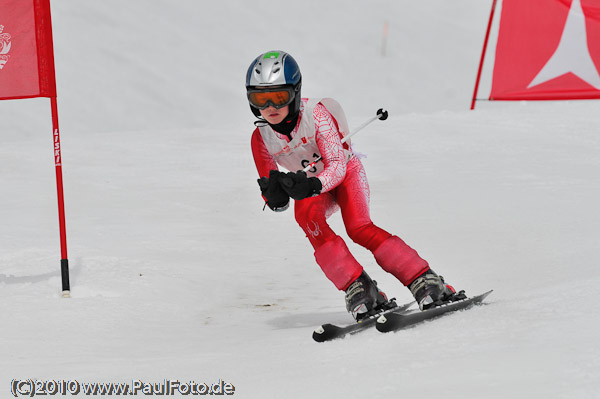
left=51, top=97, right=70, bottom=298
left=381, top=20, right=389, bottom=57
left=471, top=0, right=498, bottom=110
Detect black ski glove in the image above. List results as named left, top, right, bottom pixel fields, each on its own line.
left=257, top=170, right=290, bottom=212
left=281, top=171, right=323, bottom=200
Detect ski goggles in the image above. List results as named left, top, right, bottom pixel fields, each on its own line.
left=247, top=87, right=295, bottom=110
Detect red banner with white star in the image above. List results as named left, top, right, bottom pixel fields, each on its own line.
left=490, top=0, right=600, bottom=100
left=0, top=0, right=57, bottom=100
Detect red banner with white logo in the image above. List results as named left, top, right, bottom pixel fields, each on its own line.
left=0, top=0, right=69, bottom=295
left=490, top=0, right=600, bottom=101
left=0, top=0, right=57, bottom=100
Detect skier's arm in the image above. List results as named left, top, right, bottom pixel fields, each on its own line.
left=251, top=128, right=289, bottom=211
left=313, top=103, right=347, bottom=193
left=251, top=127, right=278, bottom=178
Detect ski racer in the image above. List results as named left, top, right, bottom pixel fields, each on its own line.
left=247, top=50, right=463, bottom=321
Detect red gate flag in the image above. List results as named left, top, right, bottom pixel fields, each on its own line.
left=0, top=0, right=57, bottom=99
left=490, top=0, right=600, bottom=101
left=0, top=0, right=70, bottom=296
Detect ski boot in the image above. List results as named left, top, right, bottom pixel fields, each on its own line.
left=345, top=271, right=396, bottom=322
left=408, top=269, right=466, bottom=310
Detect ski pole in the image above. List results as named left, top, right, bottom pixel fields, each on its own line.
left=301, top=108, right=388, bottom=172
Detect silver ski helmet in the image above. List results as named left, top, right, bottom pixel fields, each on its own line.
left=245, top=51, right=302, bottom=118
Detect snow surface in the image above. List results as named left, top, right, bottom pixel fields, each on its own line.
left=1, top=1, right=599, bottom=398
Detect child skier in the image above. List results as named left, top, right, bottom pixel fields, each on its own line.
left=247, top=50, right=463, bottom=321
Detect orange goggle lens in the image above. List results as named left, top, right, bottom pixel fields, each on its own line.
left=248, top=89, right=293, bottom=109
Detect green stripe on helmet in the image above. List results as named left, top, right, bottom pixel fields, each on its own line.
left=263, top=51, right=280, bottom=59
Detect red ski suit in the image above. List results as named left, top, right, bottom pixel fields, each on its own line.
left=251, top=99, right=428, bottom=290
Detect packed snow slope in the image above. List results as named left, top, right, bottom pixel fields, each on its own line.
left=1, top=1, right=599, bottom=398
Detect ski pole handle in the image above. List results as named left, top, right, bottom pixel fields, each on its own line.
left=301, top=108, right=388, bottom=172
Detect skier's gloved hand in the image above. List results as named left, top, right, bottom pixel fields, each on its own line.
left=257, top=170, right=290, bottom=212
left=281, top=171, right=323, bottom=200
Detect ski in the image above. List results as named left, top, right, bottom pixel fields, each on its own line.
left=313, top=301, right=415, bottom=342
left=375, top=290, right=493, bottom=333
